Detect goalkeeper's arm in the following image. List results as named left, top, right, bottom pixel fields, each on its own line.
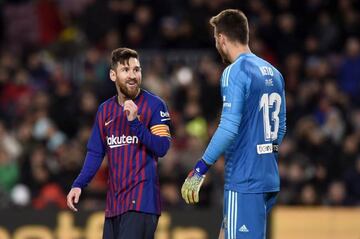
left=181, top=114, right=240, bottom=204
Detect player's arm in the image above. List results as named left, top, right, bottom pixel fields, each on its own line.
left=182, top=69, right=249, bottom=204
left=67, top=108, right=106, bottom=211
left=124, top=100, right=171, bottom=157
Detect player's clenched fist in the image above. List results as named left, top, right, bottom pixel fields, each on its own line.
left=124, top=100, right=138, bottom=121
left=67, top=187, right=82, bottom=212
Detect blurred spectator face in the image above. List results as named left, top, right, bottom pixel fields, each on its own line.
left=342, top=134, right=358, bottom=155
left=305, top=36, right=319, bottom=54
left=300, top=184, right=318, bottom=205
left=126, top=23, right=143, bottom=46
left=27, top=51, right=42, bottom=70
left=327, top=181, right=347, bottom=205
left=135, top=5, right=153, bottom=26
left=110, top=57, right=142, bottom=99
left=277, top=13, right=295, bottom=34
left=288, top=161, right=305, bottom=183
left=33, top=91, right=50, bottom=111
left=249, top=0, right=264, bottom=14
left=30, top=147, right=49, bottom=184
left=15, top=69, right=29, bottom=85
left=80, top=91, right=97, bottom=113
left=161, top=17, right=178, bottom=39
left=104, top=30, right=121, bottom=51
left=0, top=51, right=18, bottom=70
left=315, top=163, right=327, bottom=181
left=345, top=37, right=360, bottom=58
left=285, top=53, right=302, bottom=72
left=16, top=121, right=33, bottom=144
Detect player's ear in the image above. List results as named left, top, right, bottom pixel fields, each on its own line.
left=109, top=69, right=116, bottom=82
left=220, top=34, right=227, bottom=46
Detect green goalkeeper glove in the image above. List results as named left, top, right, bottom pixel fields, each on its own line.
left=181, top=159, right=210, bottom=204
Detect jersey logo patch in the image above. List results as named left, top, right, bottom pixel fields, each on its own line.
left=265, top=79, right=273, bottom=86
left=160, top=111, right=170, bottom=121
left=239, top=224, right=249, bottom=233
left=105, top=119, right=113, bottom=126
left=107, top=134, right=139, bottom=148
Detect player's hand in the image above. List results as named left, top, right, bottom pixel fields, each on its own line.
left=123, top=100, right=138, bottom=121
left=67, top=187, right=82, bottom=212
left=181, top=169, right=205, bottom=204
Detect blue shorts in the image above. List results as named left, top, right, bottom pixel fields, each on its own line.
left=103, top=211, right=159, bottom=239
left=222, top=190, right=278, bottom=239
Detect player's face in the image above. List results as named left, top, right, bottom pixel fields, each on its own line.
left=111, top=57, right=142, bottom=99
left=214, top=31, right=231, bottom=64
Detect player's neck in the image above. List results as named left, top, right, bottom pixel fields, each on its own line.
left=228, top=45, right=251, bottom=63
left=117, top=90, right=140, bottom=105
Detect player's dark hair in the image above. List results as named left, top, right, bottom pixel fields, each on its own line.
left=110, top=48, right=139, bottom=70
left=210, top=9, right=249, bottom=44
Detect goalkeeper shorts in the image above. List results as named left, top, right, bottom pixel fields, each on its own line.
left=222, top=190, right=278, bottom=239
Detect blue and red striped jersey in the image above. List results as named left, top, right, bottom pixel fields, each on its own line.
left=73, top=89, right=171, bottom=217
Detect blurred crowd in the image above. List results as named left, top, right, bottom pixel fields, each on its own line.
left=0, top=0, right=360, bottom=211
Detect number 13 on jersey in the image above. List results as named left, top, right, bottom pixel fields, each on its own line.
left=259, top=93, right=282, bottom=141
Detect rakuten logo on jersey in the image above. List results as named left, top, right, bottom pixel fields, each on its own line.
left=106, top=134, right=139, bottom=148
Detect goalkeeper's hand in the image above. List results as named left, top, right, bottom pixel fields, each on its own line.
left=181, top=159, right=210, bottom=204
left=181, top=169, right=205, bottom=204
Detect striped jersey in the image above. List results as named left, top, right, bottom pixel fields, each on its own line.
left=73, top=89, right=171, bottom=217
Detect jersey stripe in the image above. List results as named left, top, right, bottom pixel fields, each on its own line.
left=132, top=94, right=145, bottom=210
left=136, top=99, right=148, bottom=211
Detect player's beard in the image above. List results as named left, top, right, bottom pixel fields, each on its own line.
left=117, top=78, right=140, bottom=100
left=217, top=45, right=231, bottom=65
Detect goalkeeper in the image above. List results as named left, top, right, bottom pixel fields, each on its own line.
left=181, top=9, right=286, bottom=239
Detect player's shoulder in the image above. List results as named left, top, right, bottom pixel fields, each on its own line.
left=243, top=54, right=282, bottom=76
left=226, top=53, right=261, bottom=77
left=141, top=89, right=167, bottom=107
left=222, top=53, right=255, bottom=86
left=98, top=96, right=117, bottom=112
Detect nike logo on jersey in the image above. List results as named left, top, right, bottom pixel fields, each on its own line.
left=105, top=119, right=113, bottom=126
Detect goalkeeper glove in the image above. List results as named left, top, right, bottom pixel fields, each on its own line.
left=181, top=159, right=210, bottom=204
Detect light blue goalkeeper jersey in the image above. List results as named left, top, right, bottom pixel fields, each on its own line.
left=203, top=52, right=286, bottom=193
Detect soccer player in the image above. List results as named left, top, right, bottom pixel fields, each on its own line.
left=181, top=9, right=286, bottom=239
left=67, top=48, right=171, bottom=239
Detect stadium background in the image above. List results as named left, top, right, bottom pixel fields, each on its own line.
left=0, top=0, right=359, bottom=238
